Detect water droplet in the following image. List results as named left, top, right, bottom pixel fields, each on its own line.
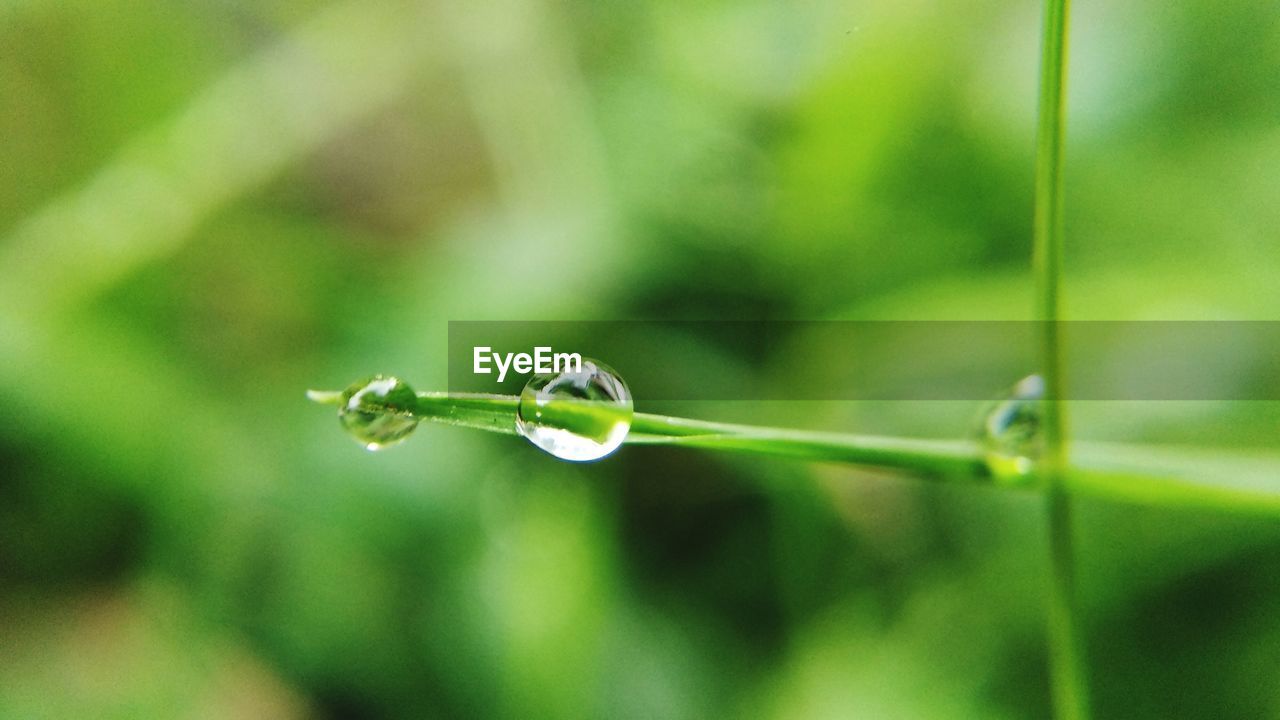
left=516, top=359, right=633, bottom=462
left=339, top=375, right=419, bottom=451
left=979, top=374, right=1044, bottom=480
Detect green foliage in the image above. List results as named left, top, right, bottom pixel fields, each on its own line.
left=3, top=0, right=1279, bottom=718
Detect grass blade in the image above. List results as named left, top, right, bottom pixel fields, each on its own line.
left=1031, top=0, right=1088, bottom=714
left=311, top=390, right=1280, bottom=519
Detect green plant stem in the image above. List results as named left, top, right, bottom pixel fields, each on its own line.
left=305, top=389, right=988, bottom=477
left=1032, top=0, right=1087, bottom=716
left=309, top=390, right=1280, bottom=517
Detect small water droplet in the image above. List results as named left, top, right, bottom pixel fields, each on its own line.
left=339, top=375, right=419, bottom=451
left=979, top=374, right=1044, bottom=480
left=516, top=359, right=633, bottom=462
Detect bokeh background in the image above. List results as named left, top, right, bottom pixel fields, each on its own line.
left=2, top=0, right=1279, bottom=717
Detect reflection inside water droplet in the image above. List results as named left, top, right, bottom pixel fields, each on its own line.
left=339, top=375, right=419, bottom=451
left=979, top=374, right=1044, bottom=480
left=516, top=360, right=633, bottom=462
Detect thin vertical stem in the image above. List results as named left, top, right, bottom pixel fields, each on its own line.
left=1032, top=0, right=1089, bottom=718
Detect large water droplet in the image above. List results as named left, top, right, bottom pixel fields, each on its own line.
left=979, top=374, right=1044, bottom=480
left=516, top=359, right=633, bottom=462
left=339, top=375, right=419, bottom=451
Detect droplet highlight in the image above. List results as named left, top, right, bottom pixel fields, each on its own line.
left=979, top=374, right=1044, bottom=480
left=516, top=359, right=633, bottom=462
left=339, top=375, right=419, bottom=451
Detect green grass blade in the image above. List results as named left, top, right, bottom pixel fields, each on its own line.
left=1031, top=0, right=1087, bottom=714
left=311, top=390, right=1280, bottom=519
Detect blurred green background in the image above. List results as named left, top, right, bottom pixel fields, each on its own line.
left=2, top=0, right=1279, bottom=717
